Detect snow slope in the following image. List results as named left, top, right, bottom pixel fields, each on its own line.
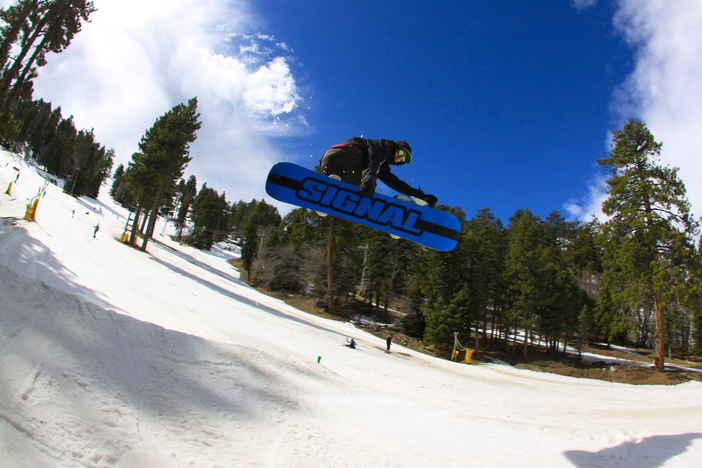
left=1, top=150, right=701, bottom=468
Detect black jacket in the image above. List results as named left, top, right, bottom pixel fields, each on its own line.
left=342, top=137, right=417, bottom=197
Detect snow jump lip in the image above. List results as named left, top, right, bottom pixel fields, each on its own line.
left=265, top=162, right=460, bottom=251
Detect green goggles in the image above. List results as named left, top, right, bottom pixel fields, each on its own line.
left=398, top=148, right=412, bottom=164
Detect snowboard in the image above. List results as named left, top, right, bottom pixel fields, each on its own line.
left=265, top=162, right=461, bottom=251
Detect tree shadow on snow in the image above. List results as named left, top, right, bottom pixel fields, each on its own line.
left=146, top=237, right=244, bottom=285
left=147, top=249, right=344, bottom=336
left=0, top=230, right=348, bottom=465
left=564, top=433, right=702, bottom=468
left=1, top=261, right=276, bottom=414
left=1, top=263, right=341, bottom=465
left=74, top=197, right=105, bottom=217
left=0, top=221, right=111, bottom=310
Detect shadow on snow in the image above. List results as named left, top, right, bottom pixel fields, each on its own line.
left=564, top=433, right=702, bottom=468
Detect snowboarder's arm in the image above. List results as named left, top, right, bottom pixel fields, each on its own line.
left=378, top=168, right=438, bottom=207
left=364, top=138, right=395, bottom=174
left=377, top=167, right=415, bottom=197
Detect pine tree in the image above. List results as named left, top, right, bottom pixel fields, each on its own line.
left=597, top=119, right=699, bottom=371
left=314, top=216, right=363, bottom=314
left=11, top=98, right=111, bottom=195
left=64, top=129, right=108, bottom=197
left=465, top=208, right=507, bottom=349
left=190, top=183, right=230, bottom=250
left=0, top=0, right=96, bottom=140
left=240, top=226, right=258, bottom=282
left=0, top=0, right=36, bottom=139
left=239, top=200, right=282, bottom=280
left=40, top=114, right=76, bottom=175
left=539, top=211, right=584, bottom=355
left=566, top=217, right=603, bottom=299
left=421, top=207, right=474, bottom=348
left=502, top=209, right=548, bottom=359
left=131, top=98, right=201, bottom=251
left=362, top=229, right=416, bottom=320
left=175, top=175, right=197, bottom=236
left=280, top=208, right=326, bottom=251
left=86, top=147, right=113, bottom=198
left=690, top=275, right=702, bottom=355
left=110, top=164, right=125, bottom=198
left=424, top=283, right=474, bottom=347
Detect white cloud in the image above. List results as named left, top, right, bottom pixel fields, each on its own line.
left=564, top=174, right=609, bottom=221
left=243, top=57, right=299, bottom=117
left=571, top=0, right=598, bottom=12
left=611, top=0, right=702, bottom=220
left=568, top=0, right=702, bottom=222
left=3, top=0, right=306, bottom=210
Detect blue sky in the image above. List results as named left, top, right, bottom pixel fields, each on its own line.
left=255, top=0, right=633, bottom=221
left=6, top=0, right=702, bottom=224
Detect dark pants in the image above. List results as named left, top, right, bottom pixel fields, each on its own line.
left=319, top=146, right=366, bottom=187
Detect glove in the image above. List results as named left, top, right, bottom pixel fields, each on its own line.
left=359, top=169, right=377, bottom=197
left=422, top=194, right=438, bottom=207
left=413, top=187, right=438, bottom=207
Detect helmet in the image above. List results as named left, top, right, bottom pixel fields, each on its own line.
left=395, top=140, right=412, bottom=164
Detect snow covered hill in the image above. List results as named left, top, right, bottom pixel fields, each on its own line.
left=1, top=150, right=702, bottom=467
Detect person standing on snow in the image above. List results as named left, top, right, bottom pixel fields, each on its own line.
left=319, top=137, right=438, bottom=206
left=386, top=335, right=393, bottom=353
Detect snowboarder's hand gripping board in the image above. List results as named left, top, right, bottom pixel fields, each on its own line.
left=266, top=163, right=461, bottom=251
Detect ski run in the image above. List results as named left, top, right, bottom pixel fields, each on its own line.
left=1, top=149, right=702, bottom=467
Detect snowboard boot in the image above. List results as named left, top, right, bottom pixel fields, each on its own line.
left=389, top=195, right=411, bottom=239
left=315, top=174, right=341, bottom=217
left=388, top=195, right=428, bottom=239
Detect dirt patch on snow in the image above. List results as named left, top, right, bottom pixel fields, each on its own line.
left=513, top=359, right=697, bottom=385
left=241, top=285, right=702, bottom=386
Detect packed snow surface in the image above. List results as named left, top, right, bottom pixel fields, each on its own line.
left=1, top=150, right=701, bottom=467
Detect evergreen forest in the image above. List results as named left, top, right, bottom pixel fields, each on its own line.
left=2, top=0, right=700, bottom=370
left=115, top=120, right=702, bottom=369
left=6, top=92, right=702, bottom=369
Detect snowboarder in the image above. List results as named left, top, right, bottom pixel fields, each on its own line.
left=346, top=337, right=356, bottom=349
left=319, top=137, right=438, bottom=206
left=386, top=335, right=393, bottom=353
left=93, top=223, right=99, bottom=238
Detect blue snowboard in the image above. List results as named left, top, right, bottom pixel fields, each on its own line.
left=265, top=162, right=461, bottom=251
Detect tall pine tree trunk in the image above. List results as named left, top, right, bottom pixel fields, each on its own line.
left=326, top=216, right=335, bottom=314
left=5, top=33, right=50, bottom=111
left=474, top=323, right=480, bottom=351
left=0, top=1, right=38, bottom=74
left=0, top=0, right=56, bottom=110
left=129, top=205, right=142, bottom=246
left=139, top=209, right=149, bottom=234
left=654, top=293, right=665, bottom=371
left=141, top=183, right=163, bottom=252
